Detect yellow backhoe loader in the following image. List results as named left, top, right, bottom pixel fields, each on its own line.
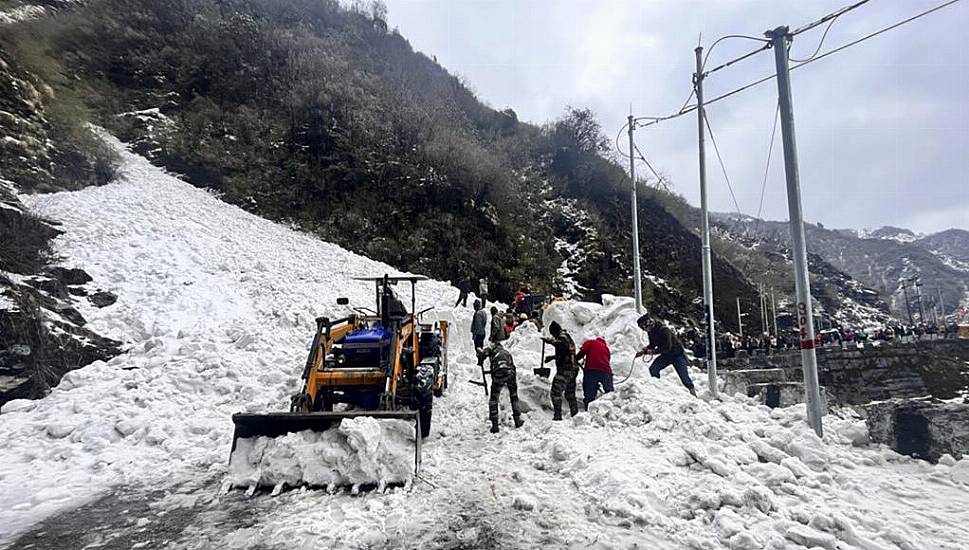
left=230, top=275, right=448, bottom=476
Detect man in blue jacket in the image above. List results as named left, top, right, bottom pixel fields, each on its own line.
left=635, top=314, right=696, bottom=397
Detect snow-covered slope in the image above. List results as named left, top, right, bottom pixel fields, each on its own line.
left=1, top=134, right=467, bottom=541
left=3, top=137, right=969, bottom=549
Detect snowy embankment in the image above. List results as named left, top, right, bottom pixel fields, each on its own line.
left=2, top=136, right=969, bottom=549
left=1, top=134, right=470, bottom=543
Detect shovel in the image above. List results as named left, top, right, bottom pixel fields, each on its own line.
left=469, top=351, right=490, bottom=394
left=533, top=340, right=551, bottom=378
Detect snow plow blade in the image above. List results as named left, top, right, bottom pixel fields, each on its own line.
left=230, top=410, right=423, bottom=473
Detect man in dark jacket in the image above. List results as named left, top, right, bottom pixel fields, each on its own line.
left=477, top=342, right=524, bottom=433
left=577, top=336, right=613, bottom=408
left=543, top=321, right=579, bottom=420
left=636, top=314, right=696, bottom=397
left=471, top=300, right=487, bottom=349
left=454, top=275, right=470, bottom=308
left=489, top=306, right=504, bottom=343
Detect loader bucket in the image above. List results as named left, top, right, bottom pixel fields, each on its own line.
left=230, top=410, right=423, bottom=475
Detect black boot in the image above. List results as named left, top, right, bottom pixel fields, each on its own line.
left=514, top=416, right=525, bottom=428
left=553, top=410, right=562, bottom=421
left=490, top=420, right=499, bottom=433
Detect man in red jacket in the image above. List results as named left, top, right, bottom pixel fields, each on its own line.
left=577, top=336, right=613, bottom=409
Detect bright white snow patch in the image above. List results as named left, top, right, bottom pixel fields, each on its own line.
left=228, top=418, right=416, bottom=491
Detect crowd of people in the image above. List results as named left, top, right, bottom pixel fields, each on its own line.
left=685, top=321, right=964, bottom=360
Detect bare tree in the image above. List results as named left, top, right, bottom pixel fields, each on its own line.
left=370, top=0, right=388, bottom=22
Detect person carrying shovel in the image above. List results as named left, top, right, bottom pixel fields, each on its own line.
left=476, top=342, right=524, bottom=433
left=543, top=321, right=579, bottom=420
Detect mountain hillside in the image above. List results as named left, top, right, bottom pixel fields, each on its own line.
left=915, top=229, right=969, bottom=273
left=0, top=37, right=121, bottom=406
left=716, top=216, right=969, bottom=322
left=0, top=0, right=764, bottom=333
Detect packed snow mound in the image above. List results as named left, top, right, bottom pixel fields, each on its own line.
left=503, top=299, right=969, bottom=549
left=228, top=418, right=416, bottom=491
left=543, top=294, right=646, bottom=356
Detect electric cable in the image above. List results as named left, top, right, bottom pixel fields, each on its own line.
left=630, top=0, right=962, bottom=131
left=615, top=119, right=631, bottom=159
left=702, top=110, right=744, bottom=220
left=704, top=42, right=771, bottom=77
left=792, top=0, right=962, bottom=69
left=634, top=143, right=673, bottom=193
left=791, top=0, right=871, bottom=36
left=754, top=102, right=780, bottom=231
left=741, top=100, right=781, bottom=274
left=789, top=15, right=837, bottom=63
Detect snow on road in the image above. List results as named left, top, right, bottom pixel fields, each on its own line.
left=3, top=136, right=969, bottom=549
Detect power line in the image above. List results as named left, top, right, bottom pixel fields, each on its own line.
left=617, top=0, right=961, bottom=210
left=615, top=119, right=631, bottom=159
left=741, top=100, right=780, bottom=274
left=633, top=143, right=673, bottom=193
left=754, top=102, right=780, bottom=227
left=789, top=14, right=836, bottom=63
left=704, top=42, right=771, bottom=77
left=792, top=0, right=871, bottom=36
left=792, top=0, right=962, bottom=68
left=702, top=110, right=744, bottom=220
left=632, top=0, right=962, bottom=131
left=701, top=34, right=771, bottom=76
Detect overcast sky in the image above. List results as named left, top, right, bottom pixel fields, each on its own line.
left=383, top=0, right=968, bottom=234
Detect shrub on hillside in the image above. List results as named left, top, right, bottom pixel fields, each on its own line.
left=0, top=209, right=60, bottom=275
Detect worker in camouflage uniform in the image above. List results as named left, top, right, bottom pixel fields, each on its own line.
left=543, top=321, right=579, bottom=420
left=477, top=342, right=524, bottom=433
left=488, top=305, right=504, bottom=343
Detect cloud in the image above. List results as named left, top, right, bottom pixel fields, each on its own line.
left=384, top=0, right=969, bottom=233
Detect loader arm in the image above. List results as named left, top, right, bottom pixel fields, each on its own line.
left=388, top=320, right=414, bottom=401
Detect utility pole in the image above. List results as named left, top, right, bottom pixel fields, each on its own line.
left=914, top=277, right=925, bottom=323
left=938, top=288, right=946, bottom=322
left=695, top=46, right=718, bottom=398
left=628, top=114, right=643, bottom=313
left=767, top=26, right=824, bottom=437
left=901, top=280, right=914, bottom=324
left=760, top=286, right=769, bottom=335
left=770, top=287, right=778, bottom=339
left=736, top=297, right=744, bottom=338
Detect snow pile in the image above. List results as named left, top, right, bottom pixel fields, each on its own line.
left=502, top=299, right=969, bottom=549
left=492, top=296, right=652, bottom=416
left=228, top=418, right=416, bottom=491
left=0, top=133, right=471, bottom=542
